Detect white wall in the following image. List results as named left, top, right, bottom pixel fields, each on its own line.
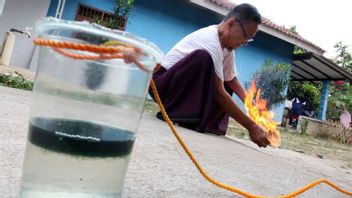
left=0, top=0, right=5, bottom=17
left=0, top=0, right=51, bottom=68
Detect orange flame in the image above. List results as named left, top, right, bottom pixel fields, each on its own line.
left=244, top=81, right=281, bottom=147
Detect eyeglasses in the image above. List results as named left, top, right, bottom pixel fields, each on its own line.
left=237, top=19, right=254, bottom=43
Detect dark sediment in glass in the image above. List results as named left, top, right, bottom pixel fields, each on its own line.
left=28, top=117, right=135, bottom=157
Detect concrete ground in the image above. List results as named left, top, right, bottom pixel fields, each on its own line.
left=0, top=86, right=351, bottom=198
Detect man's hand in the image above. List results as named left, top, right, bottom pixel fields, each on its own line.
left=215, top=75, right=270, bottom=148
left=248, top=124, right=270, bottom=147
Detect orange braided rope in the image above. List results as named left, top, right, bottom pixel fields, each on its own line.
left=34, top=38, right=150, bottom=72
left=34, top=38, right=352, bottom=198
left=53, top=48, right=124, bottom=60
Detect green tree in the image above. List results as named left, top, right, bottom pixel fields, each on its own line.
left=326, top=41, right=352, bottom=120
left=288, top=26, right=307, bottom=55
left=109, top=0, right=135, bottom=30
left=287, top=81, right=322, bottom=111
left=93, top=0, right=134, bottom=30
left=327, top=82, right=352, bottom=120
left=245, top=60, right=291, bottom=110
left=333, top=41, right=352, bottom=73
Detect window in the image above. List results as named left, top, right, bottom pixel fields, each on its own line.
left=75, top=4, right=112, bottom=24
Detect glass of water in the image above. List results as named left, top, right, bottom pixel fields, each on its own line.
left=19, top=17, right=163, bottom=198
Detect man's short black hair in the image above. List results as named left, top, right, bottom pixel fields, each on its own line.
left=224, top=3, right=262, bottom=24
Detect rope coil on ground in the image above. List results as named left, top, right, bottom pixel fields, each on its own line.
left=33, top=38, right=352, bottom=198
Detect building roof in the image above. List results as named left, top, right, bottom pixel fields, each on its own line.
left=189, top=0, right=325, bottom=55
left=292, top=53, right=352, bottom=82
left=260, top=18, right=325, bottom=54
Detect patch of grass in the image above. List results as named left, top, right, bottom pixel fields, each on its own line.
left=0, top=71, right=33, bottom=90
left=313, top=120, right=352, bottom=144
left=227, top=123, right=250, bottom=140
left=144, top=99, right=159, bottom=113
left=227, top=119, right=352, bottom=168
left=280, top=130, right=352, bottom=168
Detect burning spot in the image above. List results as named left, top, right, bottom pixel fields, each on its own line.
left=244, top=81, right=281, bottom=147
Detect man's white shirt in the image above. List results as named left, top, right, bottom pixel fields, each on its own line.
left=161, top=25, right=237, bottom=81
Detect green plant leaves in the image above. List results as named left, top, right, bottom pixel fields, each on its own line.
left=245, top=59, right=291, bottom=110
left=0, top=72, right=33, bottom=91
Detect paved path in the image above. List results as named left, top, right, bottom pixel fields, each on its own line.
left=0, top=86, right=351, bottom=197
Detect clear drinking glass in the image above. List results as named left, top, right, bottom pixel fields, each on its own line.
left=19, top=18, right=163, bottom=198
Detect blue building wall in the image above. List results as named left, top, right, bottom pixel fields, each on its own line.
left=47, top=0, right=222, bottom=52
left=46, top=0, right=294, bottom=121
left=126, top=0, right=222, bottom=52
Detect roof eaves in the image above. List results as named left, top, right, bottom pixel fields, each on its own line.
left=189, top=0, right=325, bottom=55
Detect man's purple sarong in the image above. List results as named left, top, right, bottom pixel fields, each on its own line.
left=149, top=49, right=232, bottom=135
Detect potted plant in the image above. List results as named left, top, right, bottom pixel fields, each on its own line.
left=107, top=0, right=135, bottom=30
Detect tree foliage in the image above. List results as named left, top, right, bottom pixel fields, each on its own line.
left=245, top=60, right=291, bottom=110
left=288, top=26, right=307, bottom=55
left=327, top=82, right=352, bottom=120
left=109, top=0, right=135, bottom=30
left=287, top=81, right=321, bottom=111
left=0, top=72, right=33, bottom=91
left=333, top=41, right=352, bottom=73
left=93, top=0, right=135, bottom=30
left=326, top=41, right=352, bottom=120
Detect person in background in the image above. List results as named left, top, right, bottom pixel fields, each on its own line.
left=282, top=99, right=292, bottom=127
left=302, top=98, right=314, bottom=117
left=290, top=97, right=303, bottom=129
left=340, top=105, right=351, bottom=129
